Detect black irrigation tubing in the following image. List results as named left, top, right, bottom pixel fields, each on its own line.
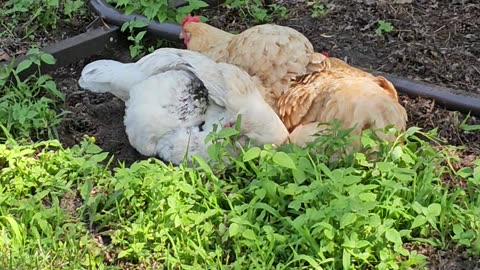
left=373, top=71, right=480, bottom=118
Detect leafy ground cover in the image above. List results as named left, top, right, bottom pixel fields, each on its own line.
left=1, top=119, right=480, bottom=269
left=0, top=0, right=479, bottom=269
left=0, top=0, right=93, bottom=61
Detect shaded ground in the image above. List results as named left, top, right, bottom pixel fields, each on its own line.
left=0, top=4, right=94, bottom=61
left=404, top=243, right=480, bottom=270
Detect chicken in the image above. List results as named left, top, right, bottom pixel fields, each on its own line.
left=179, top=15, right=323, bottom=113
left=179, top=16, right=406, bottom=146
left=78, top=48, right=288, bottom=164
left=279, top=69, right=407, bottom=146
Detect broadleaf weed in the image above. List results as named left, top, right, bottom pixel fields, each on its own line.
left=0, top=116, right=478, bottom=268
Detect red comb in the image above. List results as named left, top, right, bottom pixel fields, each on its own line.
left=180, top=14, right=201, bottom=26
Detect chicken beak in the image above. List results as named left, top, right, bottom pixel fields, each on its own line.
left=179, top=31, right=184, bottom=39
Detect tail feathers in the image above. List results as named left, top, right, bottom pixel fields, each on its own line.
left=350, top=97, right=407, bottom=143
left=78, top=60, right=133, bottom=101
left=375, top=76, right=399, bottom=101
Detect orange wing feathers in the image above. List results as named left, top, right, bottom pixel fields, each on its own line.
left=279, top=70, right=407, bottom=145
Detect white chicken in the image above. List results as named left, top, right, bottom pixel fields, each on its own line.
left=78, top=48, right=288, bottom=164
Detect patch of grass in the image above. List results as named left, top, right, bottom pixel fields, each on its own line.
left=107, top=0, right=210, bottom=23
left=0, top=0, right=86, bottom=41
left=0, top=48, right=65, bottom=141
left=459, top=113, right=480, bottom=132
left=309, top=0, right=329, bottom=18
left=224, top=0, right=288, bottom=23
left=0, top=136, right=113, bottom=269
left=120, top=19, right=150, bottom=59
left=1, top=122, right=478, bottom=269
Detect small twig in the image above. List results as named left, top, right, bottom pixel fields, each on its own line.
left=428, top=98, right=435, bottom=113
left=471, top=65, right=480, bottom=76
left=1, top=24, right=15, bottom=40
left=433, top=25, right=446, bottom=33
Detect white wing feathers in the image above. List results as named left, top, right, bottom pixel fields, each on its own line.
left=78, top=48, right=289, bottom=164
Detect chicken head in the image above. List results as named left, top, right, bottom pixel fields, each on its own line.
left=179, top=14, right=201, bottom=45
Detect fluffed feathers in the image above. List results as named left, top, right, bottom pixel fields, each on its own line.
left=180, top=19, right=406, bottom=148
left=78, top=48, right=289, bottom=164
left=78, top=60, right=143, bottom=101
left=306, top=53, right=400, bottom=101
left=279, top=71, right=407, bottom=146
left=181, top=20, right=319, bottom=113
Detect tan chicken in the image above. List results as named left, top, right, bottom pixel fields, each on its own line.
left=180, top=15, right=324, bottom=113
left=180, top=16, right=407, bottom=146
left=279, top=55, right=407, bottom=146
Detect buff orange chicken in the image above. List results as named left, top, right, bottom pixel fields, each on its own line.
left=279, top=54, right=407, bottom=146
left=179, top=15, right=324, bottom=113
left=180, top=16, right=407, bottom=146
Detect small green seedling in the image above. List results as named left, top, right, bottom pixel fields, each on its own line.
left=310, top=1, right=328, bottom=18
left=225, top=0, right=287, bottom=23
left=459, top=112, right=480, bottom=132
left=375, top=20, right=394, bottom=35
